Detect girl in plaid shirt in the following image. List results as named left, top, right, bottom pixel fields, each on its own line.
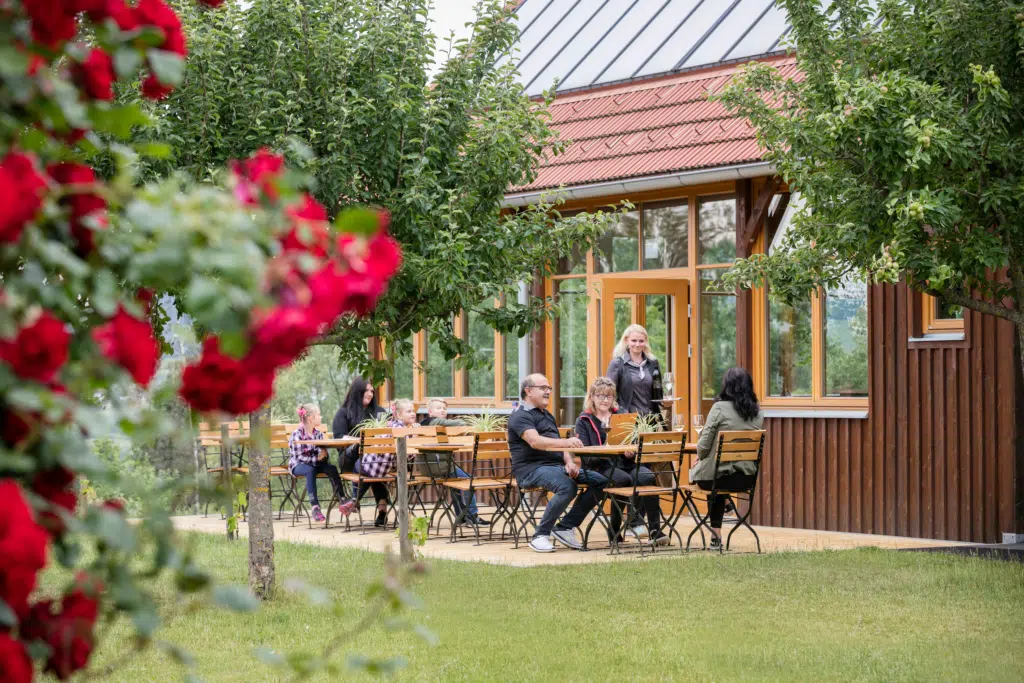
left=289, top=403, right=354, bottom=523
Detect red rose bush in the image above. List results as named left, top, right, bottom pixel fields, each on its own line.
left=0, top=0, right=401, bottom=679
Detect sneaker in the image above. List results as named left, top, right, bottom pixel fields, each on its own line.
left=459, top=515, right=490, bottom=527
left=337, top=499, right=355, bottom=517
left=630, top=524, right=649, bottom=539
left=649, top=530, right=671, bottom=547
left=529, top=535, right=556, bottom=553
left=709, top=536, right=723, bottom=551
left=374, top=507, right=388, bottom=527
left=311, top=506, right=326, bottom=523
left=551, top=527, right=583, bottom=550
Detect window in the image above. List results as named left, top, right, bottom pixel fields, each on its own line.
left=698, top=197, right=736, bottom=265
left=425, top=326, right=454, bottom=398
left=919, top=293, right=965, bottom=336
left=594, top=211, right=639, bottom=273
left=391, top=336, right=415, bottom=400
left=700, top=269, right=737, bottom=399
left=461, top=309, right=496, bottom=397
left=553, top=277, right=588, bottom=425
left=502, top=331, right=528, bottom=402
left=642, top=201, right=688, bottom=270
left=760, top=279, right=869, bottom=406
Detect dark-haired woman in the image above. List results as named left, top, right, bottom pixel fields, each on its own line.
left=332, top=377, right=389, bottom=525
left=689, top=367, right=763, bottom=549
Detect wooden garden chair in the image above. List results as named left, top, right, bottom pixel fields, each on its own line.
left=340, top=428, right=397, bottom=532
left=443, top=431, right=517, bottom=544
left=681, top=430, right=767, bottom=553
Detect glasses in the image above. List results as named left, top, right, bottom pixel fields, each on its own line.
left=527, top=384, right=553, bottom=392
left=593, top=394, right=615, bottom=401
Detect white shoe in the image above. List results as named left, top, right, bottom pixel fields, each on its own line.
left=529, top=535, right=556, bottom=553
left=630, top=524, right=649, bottom=539
left=551, top=527, right=583, bottom=550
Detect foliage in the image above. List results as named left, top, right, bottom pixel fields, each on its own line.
left=0, top=0, right=399, bottom=678
left=458, top=412, right=507, bottom=432
left=270, top=345, right=351, bottom=425
left=79, top=438, right=177, bottom=517
left=130, top=0, right=620, bottom=382
left=626, top=413, right=664, bottom=445
left=355, top=413, right=393, bottom=433
left=716, top=0, right=1024, bottom=384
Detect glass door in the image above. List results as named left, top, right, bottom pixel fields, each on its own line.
left=599, top=278, right=690, bottom=425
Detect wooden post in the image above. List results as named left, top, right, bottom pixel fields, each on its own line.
left=247, top=403, right=275, bottom=599
left=396, top=436, right=413, bottom=563
left=735, top=179, right=754, bottom=371
left=220, top=423, right=235, bottom=541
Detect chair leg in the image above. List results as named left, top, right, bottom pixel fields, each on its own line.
left=725, top=495, right=760, bottom=553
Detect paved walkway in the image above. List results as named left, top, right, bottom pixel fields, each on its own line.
left=171, top=508, right=962, bottom=567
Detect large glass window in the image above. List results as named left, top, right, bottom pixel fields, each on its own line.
left=594, top=211, right=639, bottom=273
left=643, top=201, right=688, bottom=270
left=700, top=269, right=736, bottom=399
left=644, top=295, right=671, bottom=371
left=824, top=280, right=868, bottom=398
left=425, top=326, right=454, bottom=398
left=462, top=309, right=495, bottom=397
left=698, top=197, right=736, bottom=265
left=768, top=298, right=812, bottom=397
left=503, top=331, right=528, bottom=402
left=554, top=278, right=588, bottom=424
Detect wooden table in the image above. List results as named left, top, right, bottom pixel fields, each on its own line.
left=295, top=437, right=360, bottom=447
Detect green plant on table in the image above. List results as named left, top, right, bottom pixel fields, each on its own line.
left=626, top=413, right=664, bottom=445
left=460, top=412, right=508, bottom=432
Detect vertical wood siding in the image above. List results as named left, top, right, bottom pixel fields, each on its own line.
left=753, top=283, right=1021, bottom=543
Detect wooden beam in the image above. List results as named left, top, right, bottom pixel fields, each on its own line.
left=739, top=176, right=783, bottom=252
left=735, top=181, right=754, bottom=370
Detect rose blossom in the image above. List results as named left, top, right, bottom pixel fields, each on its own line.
left=0, top=310, right=70, bottom=383
left=230, top=148, right=284, bottom=205
left=280, top=194, right=330, bottom=257
left=24, top=0, right=78, bottom=49
left=0, top=479, right=50, bottom=621
left=179, top=337, right=245, bottom=412
left=72, top=48, right=116, bottom=101
left=248, top=306, right=318, bottom=371
left=22, top=583, right=100, bottom=680
left=48, top=162, right=107, bottom=254
left=93, top=306, right=160, bottom=387
left=0, top=151, right=48, bottom=244
left=0, top=633, right=33, bottom=683
left=32, top=467, right=77, bottom=537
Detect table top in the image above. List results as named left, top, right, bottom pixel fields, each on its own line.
left=540, top=443, right=698, bottom=455
left=408, top=442, right=473, bottom=452
left=295, top=437, right=359, bottom=447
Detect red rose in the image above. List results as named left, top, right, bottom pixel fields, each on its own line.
left=32, top=468, right=77, bottom=537
left=307, top=261, right=347, bottom=325
left=337, top=271, right=385, bottom=316
left=24, top=0, right=78, bottom=49
left=221, top=370, right=274, bottom=414
left=0, top=310, right=70, bottom=383
left=179, top=337, right=245, bottom=412
left=137, top=287, right=155, bottom=313
left=0, top=633, right=33, bottom=683
left=197, top=0, right=224, bottom=6
left=22, top=586, right=99, bottom=680
left=140, top=73, right=173, bottom=100
left=101, top=498, right=125, bottom=513
left=0, top=479, right=50, bottom=620
left=48, top=162, right=107, bottom=254
left=364, top=232, right=402, bottom=281
left=93, top=306, right=160, bottom=387
left=130, top=0, right=186, bottom=56
left=74, top=0, right=130, bottom=22
left=230, top=148, right=284, bottom=205
left=0, top=151, right=48, bottom=244
left=280, top=194, right=330, bottom=257
left=248, top=306, right=318, bottom=371
left=73, top=48, right=115, bottom=101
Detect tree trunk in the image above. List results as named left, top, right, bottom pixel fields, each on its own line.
left=247, top=403, right=275, bottom=599
left=396, top=436, right=413, bottom=563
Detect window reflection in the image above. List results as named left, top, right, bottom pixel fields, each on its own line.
left=768, top=298, right=812, bottom=397
left=643, top=201, right=688, bottom=270
left=824, top=280, right=868, bottom=397
left=700, top=269, right=736, bottom=399
left=554, top=278, right=588, bottom=425
left=391, top=336, right=414, bottom=400
left=698, top=197, right=736, bottom=265
left=462, top=309, right=495, bottom=397
left=594, top=211, right=639, bottom=273
left=425, top=325, right=454, bottom=398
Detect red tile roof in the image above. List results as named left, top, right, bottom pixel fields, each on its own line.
left=509, top=55, right=798, bottom=195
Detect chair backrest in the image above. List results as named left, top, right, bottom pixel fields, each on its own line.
left=713, top=430, right=766, bottom=464
left=559, top=427, right=574, bottom=439
left=392, top=426, right=438, bottom=438
left=469, top=430, right=512, bottom=479
left=360, top=427, right=396, bottom=456
left=636, top=431, right=686, bottom=464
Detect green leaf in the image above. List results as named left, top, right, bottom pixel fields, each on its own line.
left=212, top=585, right=260, bottom=613
left=135, top=141, right=173, bottom=159
left=89, top=104, right=150, bottom=138
left=113, top=48, right=144, bottom=79
left=157, top=640, right=196, bottom=668
left=335, top=207, right=382, bottom=237
left=236, top=491, right=247, bottom=508
left=131, top=607, right=161, bottom=639
left=0, top=599, right=16, bottom=628
left=146, top=49, right=185, bottom=87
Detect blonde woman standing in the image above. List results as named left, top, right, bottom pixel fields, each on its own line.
left=606, top=324, right=664, bottom=418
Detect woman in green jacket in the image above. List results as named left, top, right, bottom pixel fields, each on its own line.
left=690, top=367, right=764, bottom=549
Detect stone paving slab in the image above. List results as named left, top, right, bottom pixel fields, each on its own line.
left=171, top=509, right=962, bottom=567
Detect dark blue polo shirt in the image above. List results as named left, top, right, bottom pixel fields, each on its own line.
left=507, top=405, right=563, bottom=480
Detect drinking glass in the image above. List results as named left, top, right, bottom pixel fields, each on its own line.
left=663, top=372, right=674, bottom=397
left=693, top=414, right=704, bottom=434
left=672, top=413, right=687, bottom=432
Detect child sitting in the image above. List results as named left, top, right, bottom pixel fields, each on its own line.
left=288, top=403, right=354, bottom=523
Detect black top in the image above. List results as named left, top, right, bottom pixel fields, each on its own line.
left=331, top=405, right=386, bottom=439
left=574, top=409, right=621, bottom=473
left=507, top=404, right=564, bottom=480
left=607, top=354, right=664, bottom=416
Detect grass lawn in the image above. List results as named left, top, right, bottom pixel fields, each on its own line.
left=74, top=534, right=1023, bottom=682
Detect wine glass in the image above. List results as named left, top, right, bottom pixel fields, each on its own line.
left=693, top=414, right=704, bottom=434
left=672, top=413, right=687, bottom=432
left=663, top=372, right=674, bottom=397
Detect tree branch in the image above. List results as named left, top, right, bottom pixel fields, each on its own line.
left=935, top=287, right=1024, bottom=326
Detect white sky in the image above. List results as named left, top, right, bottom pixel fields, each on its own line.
left=427, top=1, right=486, bottom=74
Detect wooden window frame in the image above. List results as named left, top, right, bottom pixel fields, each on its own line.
left=753, top=286, right=870, bottom=410
left=920, top=293, right=966, bottom=335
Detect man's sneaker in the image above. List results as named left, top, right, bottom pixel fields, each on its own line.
left=552, top=527, right=583, bottom=550
left=311, top=506, right=326, bottom=523
left=529, top=535, right=556, bottom=553
left=630, top=524, right=649, bottom=539
left=337, top=499, right=355, bottom=517
left=709, top=536, right=723, bottom=551
left=460, top=515, right=490, bottom=527
left=649, top=530, right=671, bottom=547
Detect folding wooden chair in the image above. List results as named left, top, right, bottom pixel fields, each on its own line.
left=442, top=431, right=517, bottom=544
left=341, top=428, right=397, bottom=532
left=587, top=431, right=688, bottom=556
left=682, top=430, right=767, bottom=553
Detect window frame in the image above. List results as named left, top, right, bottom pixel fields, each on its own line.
left=920, top=293, right=966, bottom=336
left=754, top=286, right=870, bottom=410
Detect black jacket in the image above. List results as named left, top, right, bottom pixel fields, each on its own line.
left=606, top=354, right=664, bottom=417
left=574, top=409, right=621, bottom=473
left=332, top=405, right=387, bottom=439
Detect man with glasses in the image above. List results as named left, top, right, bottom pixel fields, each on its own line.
left=508, top=373, right=608, bottom=552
